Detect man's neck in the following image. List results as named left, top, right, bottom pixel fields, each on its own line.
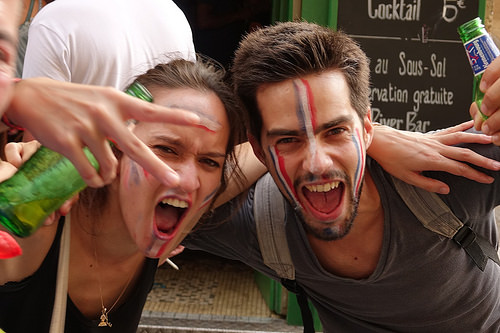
left=307, top=171, right=385, bottom=279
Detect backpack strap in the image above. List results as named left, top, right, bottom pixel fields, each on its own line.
left=254, top=173, right=295, bottom=280
left=391, top=176, right=500, bottom=271
left=254, top=173, right=315, bottom=333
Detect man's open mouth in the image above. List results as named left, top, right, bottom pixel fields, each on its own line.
left=301, top=181, right=344, bottom=217
left=154, top=197, right=189, bottom=239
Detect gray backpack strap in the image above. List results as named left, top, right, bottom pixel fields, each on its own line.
left=392, top=176, right=499, bottom=271
left=254, top=173, right=295, bottom=280
left=254, top=174, right=316, bottom=333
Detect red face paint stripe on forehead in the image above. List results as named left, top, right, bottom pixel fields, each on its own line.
left=194, top=124, right=216, bottom=133
left=299, top=78, right=317, bottom=131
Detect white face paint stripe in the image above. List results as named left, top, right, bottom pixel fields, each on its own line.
left=293, top=79, right=319, bottom=173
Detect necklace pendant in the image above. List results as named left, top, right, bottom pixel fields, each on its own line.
left=98, top=307, right=112, bottom=327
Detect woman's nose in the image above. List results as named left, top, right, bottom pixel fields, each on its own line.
left=174, top=161, right=200, bottom=193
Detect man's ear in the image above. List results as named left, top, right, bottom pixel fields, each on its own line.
left=247, top=132, right=266, bottom=165
left=364, top=109, right=375, bottom=149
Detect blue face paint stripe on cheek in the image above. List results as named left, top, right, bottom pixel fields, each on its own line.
left=129, top=161, right=142, bottom=187
left=199, top=187, right=218, bottom=209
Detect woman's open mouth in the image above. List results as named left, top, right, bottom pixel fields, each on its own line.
left=154, top=197, right=189, bottom=240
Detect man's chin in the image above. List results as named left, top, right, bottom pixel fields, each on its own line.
left=300, top=208, right=357, bottom=241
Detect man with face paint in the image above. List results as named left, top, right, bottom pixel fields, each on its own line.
left=184, top=21, right=500, bottom=332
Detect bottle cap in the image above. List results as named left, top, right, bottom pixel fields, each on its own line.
left=458, top=17, right=484, bottom=36
left=125, top=81, right=154, bottom=102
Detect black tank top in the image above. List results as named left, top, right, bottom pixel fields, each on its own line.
left=0, top=218, right=158, bottom=333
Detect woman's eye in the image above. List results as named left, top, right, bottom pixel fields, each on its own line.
left=200, top=158, right=220, bottom=168
left=153, top=145, right=176, bottom=156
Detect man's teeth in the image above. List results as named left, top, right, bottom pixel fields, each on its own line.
left=161, top=198, right=188, bottom=208
left=305, top=182, right=340, bottom=192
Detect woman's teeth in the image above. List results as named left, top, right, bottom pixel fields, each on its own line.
left=161, top=198, right=188, bottom=208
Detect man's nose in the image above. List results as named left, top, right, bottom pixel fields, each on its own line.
left=302, top=143, right=333, bottom=174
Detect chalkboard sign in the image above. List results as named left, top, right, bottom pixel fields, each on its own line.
left=336, top=0, right=483, bottom=132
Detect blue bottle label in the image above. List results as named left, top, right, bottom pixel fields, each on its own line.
left=464, top=34, right=500, bottom=76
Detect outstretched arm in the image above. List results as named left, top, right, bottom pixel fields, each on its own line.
left=4, top=78, right=202, bottom=188
left=368, top=120, right=500, bottom=194
left=216, top=120, right=500, bottom=209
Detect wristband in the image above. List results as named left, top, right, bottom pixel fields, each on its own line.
left=2, top=115, right=24, bottom=131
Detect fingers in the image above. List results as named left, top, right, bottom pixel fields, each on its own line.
left=480, top=77, right=500, bottom=117
left=56, top=140, right=107, bottom=188
left=100, top=114, right=181, bottom=186
left=398, top=173, right=450, bottom=195
left=433, top=157, right=495, bottom=184
left=4, top=141, right=41, bottom=168
left=469, top=102, right=485, bottom=131
left=401, top=154, right=497, bottom=194
left=433, top=120, right=474, bottom=135
left=8, top=80, right=205, bottom=188
left=80, top=133, right=117, bottom=186
left=429, top=131, right=492, bottom=146
left=119, top=92, right=202, bottom=126
left=476, top=57, right=500, bottom=137
left=480, top=56, right=500, bottom=94
left=168, top=245, right=185, bottom=258
left=58, top=194, right=79, bottom=216
left=113, top=132, right=180, bottom=187
left=0, top=161, right=18, bottom=183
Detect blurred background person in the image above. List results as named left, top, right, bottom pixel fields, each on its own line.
left=22, top=0, right=195, bottom=90
left=16, top=0, right=54, bottom=78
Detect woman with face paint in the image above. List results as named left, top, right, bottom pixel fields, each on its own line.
left=0, top=58, right=245, bottom=333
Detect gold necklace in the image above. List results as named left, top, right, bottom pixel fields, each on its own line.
left=93, top=240, right=135, bottom=328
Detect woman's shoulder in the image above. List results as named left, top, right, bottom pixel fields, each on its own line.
left=0, top=220, right=59, bottom=285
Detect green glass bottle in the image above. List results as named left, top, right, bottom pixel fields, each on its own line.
left=0, top=82, right=153, bottom=237
left=458, top=17, right=500, bottom=120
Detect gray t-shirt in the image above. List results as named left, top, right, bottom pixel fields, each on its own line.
left=185, top=142, right=500, bottom=332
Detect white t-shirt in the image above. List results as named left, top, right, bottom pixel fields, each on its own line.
left=22, top=0, right=196, bottom=90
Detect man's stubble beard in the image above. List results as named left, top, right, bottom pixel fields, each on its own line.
left=297, top=181, right=363, bottom=241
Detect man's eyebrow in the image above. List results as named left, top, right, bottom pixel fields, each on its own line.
left=266, top=115, right=354, bottom=138
left=315, top=115, right=353, bottom=134
left=266, top=128, right=300, bottom=138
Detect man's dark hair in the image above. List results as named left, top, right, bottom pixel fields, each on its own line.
left=231, top=21, right=371, bottom=141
